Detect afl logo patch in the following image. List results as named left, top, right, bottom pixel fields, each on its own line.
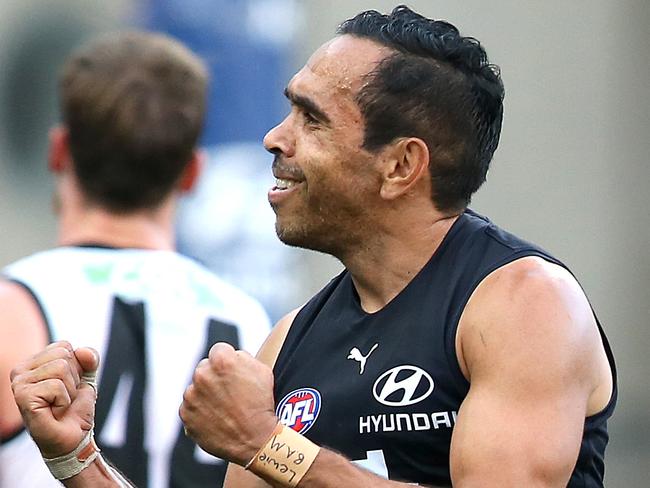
left=276, top=388, right=322, bottom=434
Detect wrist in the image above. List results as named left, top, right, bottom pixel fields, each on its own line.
left=66, top=456, right=134, bottom=488
left=244, top=423, right=320, bottom=487
left=41, top=431, right=134, bottom=487
left=237, top=414, right=281, bottom=466
left=43, top=430, right=99, bottom=480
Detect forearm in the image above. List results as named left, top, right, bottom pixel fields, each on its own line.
left=229, top=445, right=440, bottom=488
left=291, top=448, right=417, bottom=488
left=233, top=422, right=424, bottom=488
left=225, top=463, right=273, bottom=487
left=62, top=456, right=134, bottom=488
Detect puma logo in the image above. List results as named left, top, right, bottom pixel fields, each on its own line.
left=347, top=343, right=379, bottom=375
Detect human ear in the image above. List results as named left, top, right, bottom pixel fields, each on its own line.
left=379, top=137, right=430, bottom=200
left=178, top=149, right=204, bottom=193
left=47, top=125, right=71, bottom=173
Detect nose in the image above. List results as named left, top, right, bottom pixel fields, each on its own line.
left=263, top=116, right=294, bottom=158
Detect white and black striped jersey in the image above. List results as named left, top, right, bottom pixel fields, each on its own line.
left=0, top=246, right=271, bottom=488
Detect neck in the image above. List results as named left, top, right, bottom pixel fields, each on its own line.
left=57, top=200, right=176, bottom=251
left=343, top=208, right=461, bottom=314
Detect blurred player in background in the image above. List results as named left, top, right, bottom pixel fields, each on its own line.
left=0, top=32, right=270, bottom=488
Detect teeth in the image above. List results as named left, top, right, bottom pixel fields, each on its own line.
left=276, top=178, right=297, bottom=190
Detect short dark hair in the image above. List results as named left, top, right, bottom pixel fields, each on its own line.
left=338, top=5, right=504, bottom=212
left=60, top=31, right=208, bottom=213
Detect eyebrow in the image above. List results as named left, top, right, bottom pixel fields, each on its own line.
left=284, top=87, right=331, bottom=124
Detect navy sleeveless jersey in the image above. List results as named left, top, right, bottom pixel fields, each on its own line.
left=273, top=210, right=617, bottom=487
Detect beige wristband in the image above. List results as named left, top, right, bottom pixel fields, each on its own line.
left=245, top=423, right=320, bottom=487
left=43, top=430, right=99, bottom=480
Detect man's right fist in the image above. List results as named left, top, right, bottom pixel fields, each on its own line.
left=11, top=341, right=99, bottom=458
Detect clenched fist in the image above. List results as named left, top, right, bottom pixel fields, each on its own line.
left=179, top=343, right=279, bottom=466
left=10, top=341, right=99, bottom=459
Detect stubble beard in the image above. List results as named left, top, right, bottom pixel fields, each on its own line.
left=272, top=199, right=365, bottom=261
left=274, top=213, right=340, bottom=256
left=271, top=165, right=377, bottom=260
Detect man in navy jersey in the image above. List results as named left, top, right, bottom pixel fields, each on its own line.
left=1, top=32, right=270, bottom=488
left=11, top=6, right=615, bottom=488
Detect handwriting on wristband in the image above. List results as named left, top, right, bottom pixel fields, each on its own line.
left=249, top=424, right=320, bottom=487
left=257, top=434, right=308, bottom=482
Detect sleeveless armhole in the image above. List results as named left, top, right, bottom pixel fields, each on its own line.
left=446, top=251, right=618, bottom=424
left=7, top=278, right=54, bottom=342
left=584, top=316, right=618, bottom=424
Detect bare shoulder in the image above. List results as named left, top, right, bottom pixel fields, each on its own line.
left=255, top=307, right=301, bottom=368
left=0, top=279, right=49, bottom=436
left=0, top=279, right=47, bottom=338
left=457, top=256, right=612, bottom=412
left=460, top=256, right=598, bottom=353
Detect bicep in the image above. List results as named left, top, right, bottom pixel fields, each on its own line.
left=451, top=259, right=598, bottom=486
left=450, top=375, right=586, bottom=487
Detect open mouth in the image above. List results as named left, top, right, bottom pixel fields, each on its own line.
left=274, top=178, right=300, bottom=190
left=269, top=177, right=303, bottom=205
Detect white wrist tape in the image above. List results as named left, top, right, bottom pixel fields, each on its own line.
left=43, top=430, right=99, bottom=480
left=81, top=370, right=97, bottom=393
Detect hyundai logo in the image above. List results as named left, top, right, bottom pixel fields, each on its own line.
left=373, top=365, right=434, bottom=407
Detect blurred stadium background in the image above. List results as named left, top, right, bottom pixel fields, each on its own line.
left=0, top=0, right=647, bottom=485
